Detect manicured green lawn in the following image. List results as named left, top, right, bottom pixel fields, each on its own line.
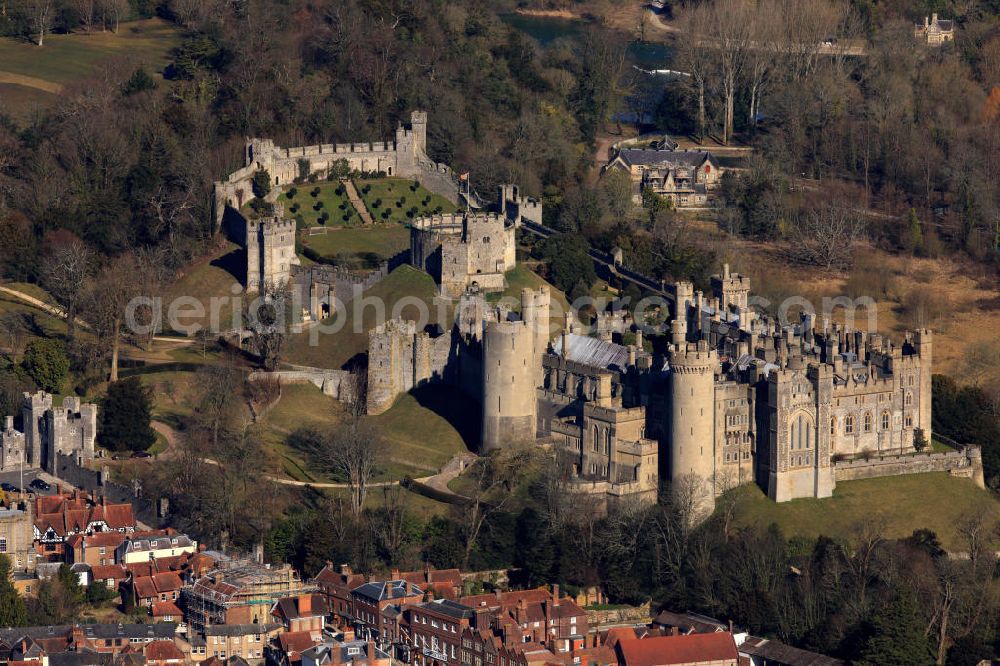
left=299, top=226, right=410, bottom=262
left=728, top=473, right=1000, bottom=550
left=276, top=181, right=359, bottom=228
left=355, top=178, right=457, bottom=224
left=284, top=265, right=448, bottom=370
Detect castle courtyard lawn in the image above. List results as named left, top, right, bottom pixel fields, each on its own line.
left=284, top=265, right=448, bottom=370
left=275, top=181, right=358, bottom=228
left=0, top=19, right=181, bottom=122
left=728, top=472, right=1000, bottom=550
left=355, top=178, right=458, bottom=224
left=299, top=225, right=410, bottom=262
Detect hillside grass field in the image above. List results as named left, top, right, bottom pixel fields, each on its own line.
left=160, top=242, right=244, bottom=334
left=355, top=178, right=457, bottom=224
left=728, top=472, right=1000, bottom=550
left=275, top=182, right=359, bottom=228
left=0, top=19, right=181, bottom=122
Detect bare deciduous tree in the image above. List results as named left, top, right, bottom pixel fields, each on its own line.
left=21, top=0, right=54, bottom=46
left=40, top=237, right=92, bottom=342
left=309, top=418, right=388, bottom=517
left=788, top=203, right=867, bottom=270
left=0, top=312, right=32, bottom=365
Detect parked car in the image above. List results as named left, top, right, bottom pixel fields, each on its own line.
left=1, top=483, right=20, bottom=493
left=131, top=451, right=152, bottom=459
left=29, top=479, right=51, bottom=491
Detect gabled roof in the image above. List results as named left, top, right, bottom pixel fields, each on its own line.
left=204, top=624, right=281, bottom=637
left=617, top=633, right=738, bottom=666
left=738, top=636, right=844, bottom=666
left=86, top=532, right=128, bottom=549
left=78, top=624, right=177, bottom=641
left=278, top=630, right=324, bottom=659
left=272, top=594, right=329, bottom=622
left=142, top=641, right=184, bottom=662
left=150, top=601, right=183, bottom=618
left=352, top=580, right=422, bottom=603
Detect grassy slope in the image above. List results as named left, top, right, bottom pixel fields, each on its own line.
left=355, top=178, right=457, bottom=224
left=161, top=242, right=244, bottom=334
left=276, top=182, right=358, bottom=228
left=0, top=19, right=180, bottom=121
left=300, top=225, right=410, bottom=261
left=729, top=473, right=1000, bottom=550
left=284, top=265, right=445, bottom=369
left=370, top=390, right=474, bottom=475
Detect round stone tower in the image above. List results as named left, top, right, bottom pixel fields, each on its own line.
left=669, top=341, right=719, bottom=515
left=481, top=317, right=537, bottom=451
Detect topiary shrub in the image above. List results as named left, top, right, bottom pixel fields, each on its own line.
left=381, top=209, right=391, bottom=220
left=342, top=213, right=351, bottom=222
left=287, top=187, right=298, bottom=198
left=314, top=201, right=324, bottom=211
left=372, top=198, right=382, bottom=209
left=411, top=180, right=420, bottom=192
left=311, top=187, right=321, bottom=197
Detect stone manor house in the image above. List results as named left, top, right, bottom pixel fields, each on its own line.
left=0, top=393, right=97, bottom=474
left=216, top=111, right=974, bottom=514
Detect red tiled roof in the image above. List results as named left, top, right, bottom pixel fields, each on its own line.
left=278, top=630, right=323, bottom=657
left=143, top=640, right=185, bottom=662
left=32, top=491, right=136, bottom=537
left=133, top=572, right=183, bottom=600
left=91, top=564, right=128, bottom=581
left=461, top=588, right=552, bottom=610
left=86, top=531, right=127, bottom=548
left=151, top=601, right=183, bottom=618
left=617, top=633, right=738, bottom=666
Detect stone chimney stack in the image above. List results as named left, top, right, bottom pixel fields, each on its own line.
left=552, top=584, right=560, bottom=606
left=3, top=416, right=11, bottom=431
left=299, top=594, right=312, bottom=614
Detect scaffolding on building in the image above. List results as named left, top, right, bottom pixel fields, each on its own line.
left=182, top=558, right=318, bottom=631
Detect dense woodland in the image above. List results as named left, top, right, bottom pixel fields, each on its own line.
left=2, top=0, right=1000, bottom=663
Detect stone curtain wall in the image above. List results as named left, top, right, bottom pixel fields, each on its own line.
left=833, top=446, right=985, bottom=488
left=54, top=453, right=160, bottom=527
left=248, top=369, right=358, bottom=403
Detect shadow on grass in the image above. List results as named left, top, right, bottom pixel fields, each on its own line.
left=210, top=248, right=247, bottom=285
left=409, top=384, right=481, bottom=452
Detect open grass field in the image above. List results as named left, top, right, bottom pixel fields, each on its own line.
left=0, top=19, right=181, bottom=122
left=728, top=473, right=1000, bottom=550
left=276, top=182, right=358, bottom=228
left=300, top=226, right=410, bottom=262
left=355, top=178, right=457, bottom=224
left=285, top=265, right=446, bottom=369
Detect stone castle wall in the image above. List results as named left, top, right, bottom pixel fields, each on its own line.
left=834, top=446, right=985, bottom=487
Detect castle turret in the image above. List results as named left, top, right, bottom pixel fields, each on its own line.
left=711, top=263, right=751, bottom=315
left=22, top=392, right=51, bottom=468
left=668, top=342, right=718, bottom=516
left=915, top=328, right=933, bottom=442
left=482, top=315, right=537, bottom=451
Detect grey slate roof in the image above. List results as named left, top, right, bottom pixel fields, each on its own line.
left=351, top=580, right=422, bottom=602
left=553, top=334, right=630, bottom=371
left=739, top=635, right=844, bottom=665
left=79, top=624, right=177, bottom=641
left=618, top=148, right=716, bottom=168
left=415, top=598, right=475, bottom=620
left=301, top=640, right=390, bottom=665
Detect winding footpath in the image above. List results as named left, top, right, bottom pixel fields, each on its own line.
left=151, top=420, right=473, bottom=495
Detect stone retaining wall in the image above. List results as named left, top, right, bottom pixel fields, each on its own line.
left=833, top=446, right=985, bottom=488
left=250, top=369, right=357, bottom=403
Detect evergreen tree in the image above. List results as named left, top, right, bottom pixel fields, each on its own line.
left=905, top=208, right=924, bottom=255
left=98, top=377, right=156, bottom=452
left=515, top=507, right=556, bottom=586
left=857, top=587, right=934, bottom=666
left=0, top=555, right=27, bottom=627
left=252, top=169, right=272, bottom=199
left=21, top=339, right=69, bottom=393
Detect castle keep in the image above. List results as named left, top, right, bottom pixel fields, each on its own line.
left=365, top=258, right=949, bottom=512
left=0, top=393, right=97, bottom=473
